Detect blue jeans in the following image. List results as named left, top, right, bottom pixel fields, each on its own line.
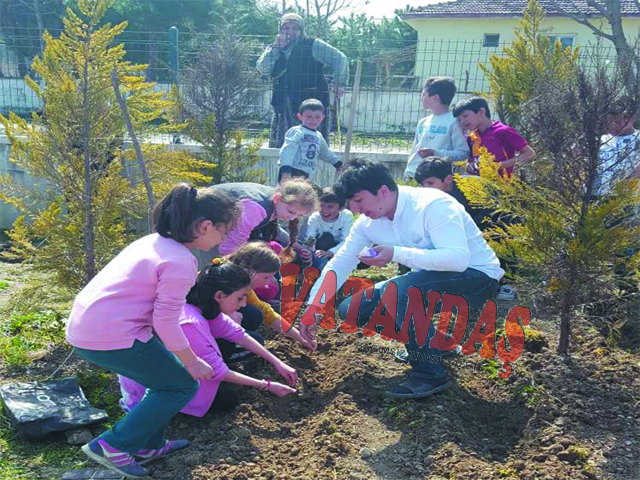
left=74, top=337, right=198, bottom=453
left=338, top=268, right=499, bottom=381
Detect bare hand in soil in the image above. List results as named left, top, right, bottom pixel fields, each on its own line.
left=300, top=323, right=318, bottom=353
left=276, top=361, right=298, bottom=386
left=268, top=382, right=297, bottom=397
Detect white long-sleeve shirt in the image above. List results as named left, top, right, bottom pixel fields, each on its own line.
left=405, top=112, right=470, bottom=177
left=305, top=209, right=354, bottom=254
left=306, top=186, right=504, bottom=304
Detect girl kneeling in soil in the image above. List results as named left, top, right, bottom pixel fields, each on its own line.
left=223, top=242, right=314, bottom=354
left=66, top=183, right=240, bottom=479
left=119, top=262, right=298, bottom=418
left=194, top=179, right=319, bottom=268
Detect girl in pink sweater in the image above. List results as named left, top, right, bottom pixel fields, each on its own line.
left=66, top=183, right=240, bottom=479
left=119, top=263, right=297, bottom=417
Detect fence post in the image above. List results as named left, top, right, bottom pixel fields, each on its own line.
left=343, top=60, right=363, bottom=164
left=168, top=26, right=179, bottom=83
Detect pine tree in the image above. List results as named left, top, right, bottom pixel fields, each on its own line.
left=479, top=0, right=579, bottom=131
left=0, top=0, right=209, bottom=290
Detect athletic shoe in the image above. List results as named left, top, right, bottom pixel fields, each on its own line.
left=134, top=439, right=191, bottom=465
left=81, top=438, right=148, bottom=479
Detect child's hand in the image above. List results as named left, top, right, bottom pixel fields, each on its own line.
left=185, top=357, right=214, bottom=381
left=268, top=381, right=297, bottom=397
left=229, top=311, right=243, bottom=325
left=300, top=323, right=318, bottom=353
left=299, top=247, right=312, bottom=262
left=418, top=148, right=435, bottom=158
left=315, top=250, right=334, bottom=259
left=275, top=361, right=298, bottom=386
left=285, top=326, right=316, bottom=352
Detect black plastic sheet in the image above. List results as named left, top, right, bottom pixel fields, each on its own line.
left=0, top=377, right=109, bottom=439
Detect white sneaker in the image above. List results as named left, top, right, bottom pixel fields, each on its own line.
left=496, top=285, right=516, bottom=301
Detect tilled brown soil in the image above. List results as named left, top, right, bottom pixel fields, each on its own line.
left=136, top=311, right=639, bottom=480
left=1, top=266, right=638, bottom=480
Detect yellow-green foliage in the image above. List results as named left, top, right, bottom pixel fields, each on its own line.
left=0, top=0, right=209, bottom=290
left=458, top=148, right=640, bottom=297
left=480, top=0, right=579, bottom=128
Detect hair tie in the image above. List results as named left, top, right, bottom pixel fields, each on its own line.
left=211, top=258, right=224, bottom=266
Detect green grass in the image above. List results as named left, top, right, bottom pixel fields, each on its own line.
left=0, top=265, right=113, bottom=479
left=0, top=407, right=87, bottom=480
left=0, top=310, right=67, bottom=366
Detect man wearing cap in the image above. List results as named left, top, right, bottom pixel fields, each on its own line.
left=257, top=13, right=349, bottom=148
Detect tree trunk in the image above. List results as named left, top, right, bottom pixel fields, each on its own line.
left=32, top=0, right=45, bottom=54
left=81, top=58, right=96, bottom=283
left=111, top=67, right=155, bottom=231
left=557, top=273, right=576, bottom=355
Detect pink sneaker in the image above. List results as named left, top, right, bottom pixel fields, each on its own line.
left=134, top=439, right=191, bottom=464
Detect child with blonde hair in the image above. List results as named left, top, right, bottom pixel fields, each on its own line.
left=223, top=242, right=314, bottom=352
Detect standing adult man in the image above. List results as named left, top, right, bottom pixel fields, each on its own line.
left=257, top=13, right=349, bottom=148
left=300, top=159, right=504, bottom=399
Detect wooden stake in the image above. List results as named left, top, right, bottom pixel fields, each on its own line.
left=343, top=60, right=362, bottom=165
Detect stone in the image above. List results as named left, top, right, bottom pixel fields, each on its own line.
left=581, top=469, right=598, bottom=480
left=546, top=444, right=564, bottom=454
left=92, top=471, right=124, bottom=479
left=65, top=428, right=94, bottom=446
left=359, top=447, right=374, bottom=459
left=533, top=454, right=548, bottom=462
left=61, top=470, right=95, bottom=480
left=558, top=450, right=579, bottom=463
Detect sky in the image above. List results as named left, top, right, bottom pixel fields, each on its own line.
left=333, top=0, right=442, bottom=20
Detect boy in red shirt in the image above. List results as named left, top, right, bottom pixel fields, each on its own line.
left=453, top=96, right=536, bottom=176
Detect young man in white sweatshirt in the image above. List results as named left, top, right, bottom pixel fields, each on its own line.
left=300, top=159, right=503, bottom=399
left=404, top=76, right=469, bottom=179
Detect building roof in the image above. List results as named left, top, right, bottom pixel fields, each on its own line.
left=401, top=0, right=640, bottom=19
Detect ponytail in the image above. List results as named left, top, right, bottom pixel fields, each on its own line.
left=153, top=183, right=240, bottom=243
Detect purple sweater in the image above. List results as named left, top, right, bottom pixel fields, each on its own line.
left=66, top=233, right=197, bottom=352
left=119, top=304, right=246, bottom=417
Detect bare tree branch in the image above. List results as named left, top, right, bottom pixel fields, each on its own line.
left=552, top=0, right=615, bottom=41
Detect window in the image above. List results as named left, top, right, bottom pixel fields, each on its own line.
left=547, top=35, right=575, bottom=49
left=483, top=34, right=500, bottom=48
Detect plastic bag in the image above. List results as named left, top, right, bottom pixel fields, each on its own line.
left=0, top=377, right=108, bottom=439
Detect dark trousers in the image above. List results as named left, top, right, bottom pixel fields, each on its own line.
left=217, top=306, right=264, bottom=361
left=338, top=268, right=499, bottom=381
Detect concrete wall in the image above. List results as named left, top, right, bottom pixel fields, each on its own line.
left=0, top=132, right=410, bottom=231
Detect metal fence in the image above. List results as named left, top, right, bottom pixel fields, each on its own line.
left=0, top=26, right=618, bottom=153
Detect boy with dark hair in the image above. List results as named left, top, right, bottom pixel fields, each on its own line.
left=453, top=96, right=535, bottom=177
left=299, top=187, right=354, bottom=271
left=414, top=157, right=490, bottom=230
left=404, top=76, right=469, bottom=179
left=278, top=98, right=343, bottom=183
left=301, top=159, right=503, bottom=399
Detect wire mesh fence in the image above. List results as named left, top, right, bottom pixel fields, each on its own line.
left=0, top=26, right=618, bottom=153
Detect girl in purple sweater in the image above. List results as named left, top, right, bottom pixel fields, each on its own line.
left=66, top=183, right=240, bottom=479
left=118, top=263, right=297, bottom=418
